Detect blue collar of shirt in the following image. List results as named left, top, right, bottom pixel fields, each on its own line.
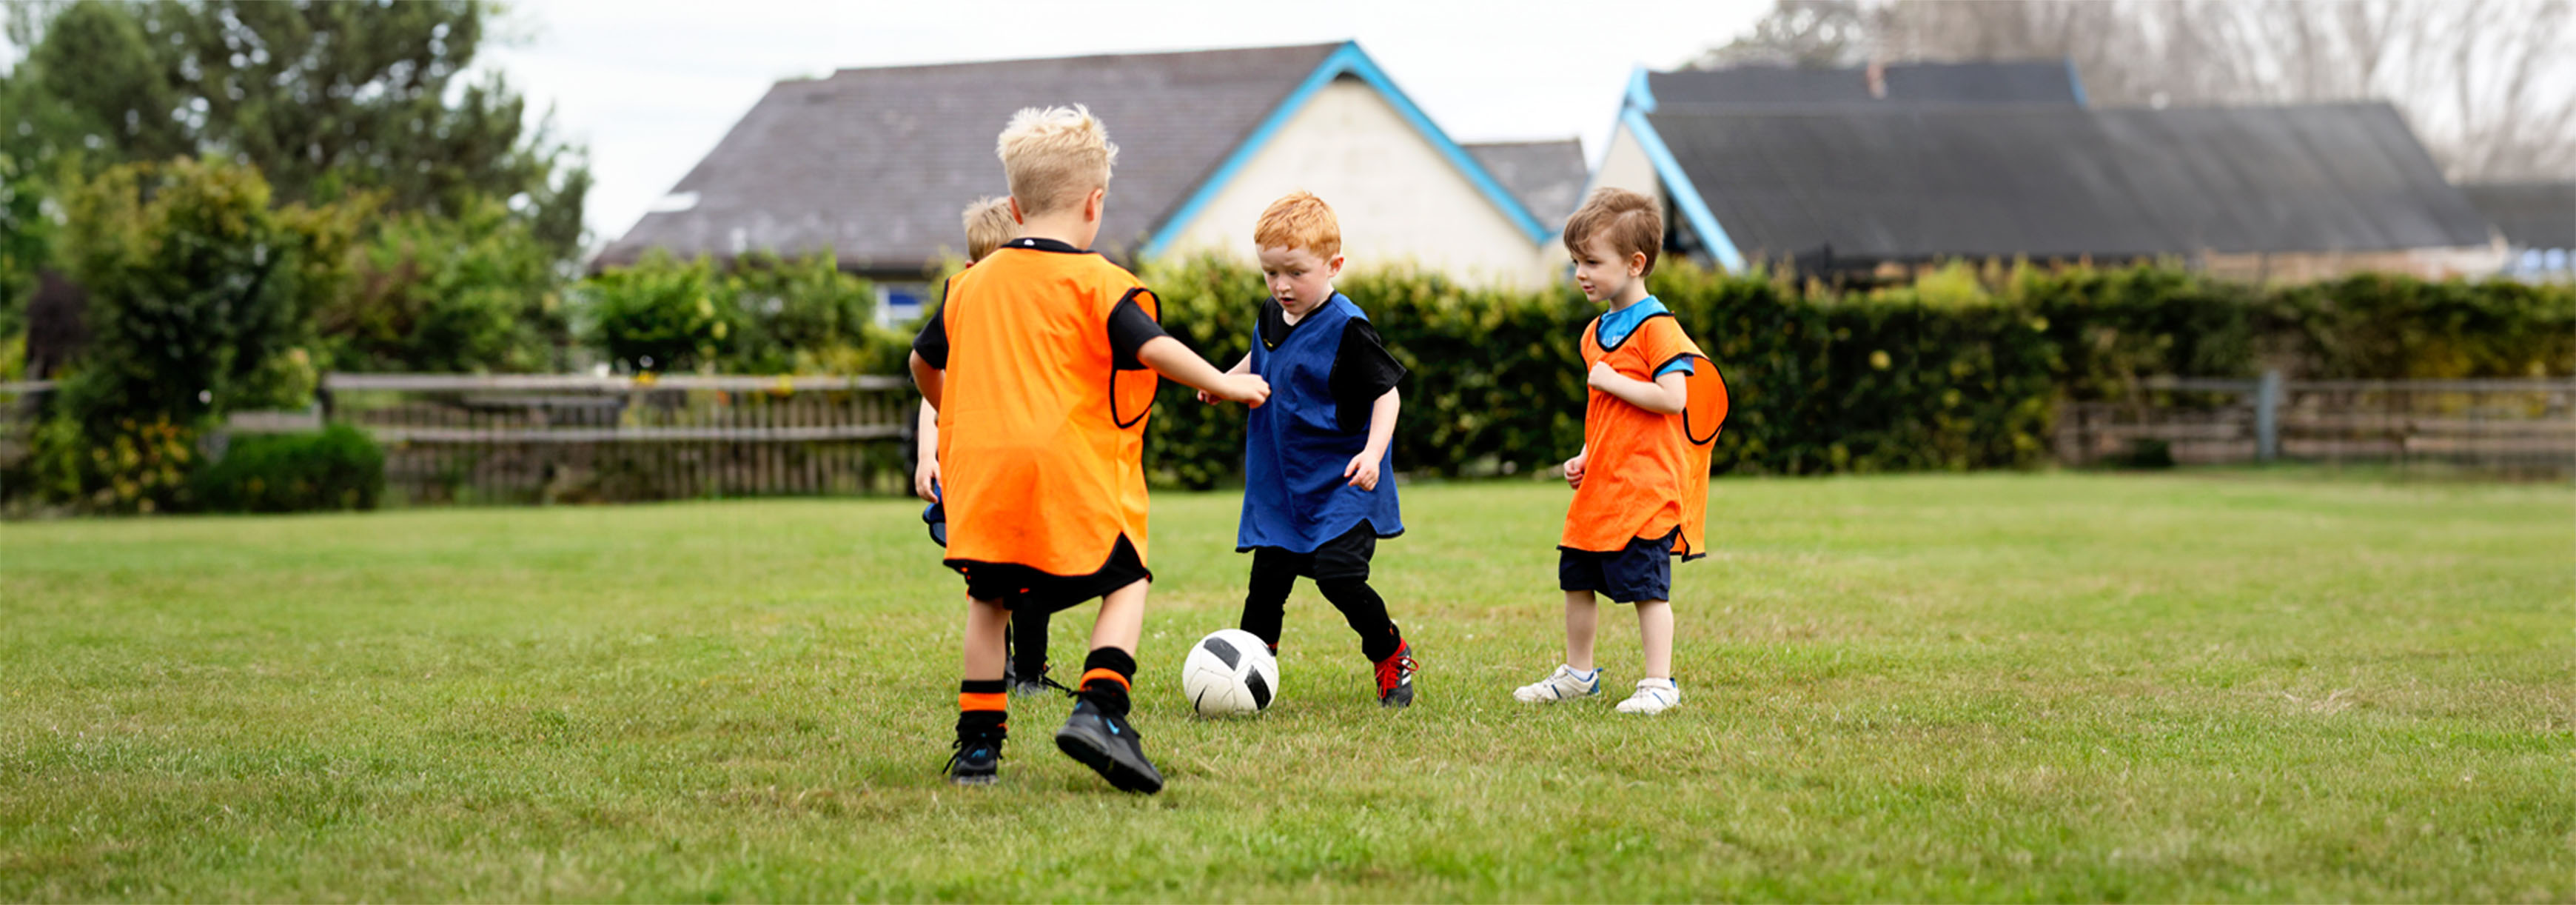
left=1597, top=295, right=1669, bottom=348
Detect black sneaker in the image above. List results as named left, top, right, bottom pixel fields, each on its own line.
left=1053, top=698, right=1164, bottom=794
left=1010, top=664, right=1070, bottom=698
left=945, top=732, right=1002, bottom=786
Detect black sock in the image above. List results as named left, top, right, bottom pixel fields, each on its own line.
left=1317, top=577, right=1401, bottom=662
left=1011, top=605, right=1052, bottom=678
left=1078, top=647, right=1136, bottom=718
left=956, top=678, right=1007, bottom=740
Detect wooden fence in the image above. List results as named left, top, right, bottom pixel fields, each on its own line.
left=317, top=373, right=916, bottom=503
left=2056, top=375, right=2576, bottom=475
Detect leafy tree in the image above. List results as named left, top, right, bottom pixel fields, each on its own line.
left=4, top=0, right=588, bottom=255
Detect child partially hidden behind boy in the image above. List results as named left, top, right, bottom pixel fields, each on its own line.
left=916, top=196, right=1065, bottom=698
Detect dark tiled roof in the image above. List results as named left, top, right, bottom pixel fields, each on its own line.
left=2459, top=181, right=2576, bottom=249
left=600, top=43, right=1342, bottom=273
left=1649, top=61, right=2079, bottom=107
left=1647, top=102, right=2494, bottom=264
left=1465, top=139, right=1588, bottom=228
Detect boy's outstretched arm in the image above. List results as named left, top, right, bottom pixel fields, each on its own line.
left=1141, top=336, right=1270, bottom=407
left=1196, top=353, right=1254, bottom=404
left=1587, top=362, right=1687, bottom=415
left=1344, top=387, right=1399, bottom=490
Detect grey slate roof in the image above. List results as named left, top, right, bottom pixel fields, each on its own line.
left=1465, top=139, right=1588, bottom=228
left=2458, top=181, right=2576, bottom=250
left=1646, top=101, right=2494, bottom=265
left=599, top=43, right=1342, bottom=273
left=1648, top=61, right=2079, bottom=107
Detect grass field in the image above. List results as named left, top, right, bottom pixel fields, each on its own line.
left=2, top=471, right=2570, bottom=901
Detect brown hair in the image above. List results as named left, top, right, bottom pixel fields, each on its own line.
left=1561, top=187, right=1663, bottom=276
left=1252, top=190, right=1341, bottom=259
left=961, top=196, right=1017, bottom=261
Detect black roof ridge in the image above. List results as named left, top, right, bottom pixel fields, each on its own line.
left=1667, top=58, right=2067, bottom=72
left=822, top=41, right=1348, bottom=79
left=1647, top=100, right=2404, bottom=117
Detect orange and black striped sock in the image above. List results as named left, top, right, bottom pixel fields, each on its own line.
left=1077, top=647, right=1135, bottom=718
left=956, top=678, right=1007, bottom=739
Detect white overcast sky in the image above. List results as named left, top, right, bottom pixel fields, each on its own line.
left=475, top=0, right=1769, bottom=248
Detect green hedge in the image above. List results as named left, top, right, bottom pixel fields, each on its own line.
left=192, top=424, right=385, bottom=513
left=1131, top=256, right=2575, bottom=487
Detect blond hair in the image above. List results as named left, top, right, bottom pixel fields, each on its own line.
left=996, top=104, right=1118, bottom=218
left=1253, top=190, right=1341, bottom=259
left=961, top=196, right=1018, bottom=261
left=1562, top=187, right=1664, bottom=276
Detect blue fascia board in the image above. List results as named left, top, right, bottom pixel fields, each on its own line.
left=1622, top=106, right=1745, bottom=272
left=1140, top=41, right=1548, bottom=259
left=1626, top=64, right=1657, bottom=113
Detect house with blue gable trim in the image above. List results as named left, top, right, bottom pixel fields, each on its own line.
left=600, top=41, right=1574, bottom=324
left=1589, top=60, right=2504, bottom=282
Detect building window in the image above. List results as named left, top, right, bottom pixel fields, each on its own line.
left=876, top=282, right=931, bottom=327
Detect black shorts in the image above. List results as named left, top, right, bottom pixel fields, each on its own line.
left=1241, top=520, right=1379, bottom=581
left=1558, top=530, right=1677, bottom=604
left=947, top=535, right=1152, bottom=615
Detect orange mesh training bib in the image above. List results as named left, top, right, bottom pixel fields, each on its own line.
left=1560, top=313, right=1708, bottom=553
left=935, top=247, right=1161, bottom=575
left=1672, top=353, right=1728, bottom=558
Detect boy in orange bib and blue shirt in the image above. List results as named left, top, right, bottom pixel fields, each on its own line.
left=1515, top=188, right=1727, bottom=715
left=911, top=106, right=1269, bottom=790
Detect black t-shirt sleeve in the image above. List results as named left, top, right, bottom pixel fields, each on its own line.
left=1328, top=318, right=1406, bottom=434
left=1106, top=289, right=1169, bottom=371
left=910, top=302, right=948, bottom=369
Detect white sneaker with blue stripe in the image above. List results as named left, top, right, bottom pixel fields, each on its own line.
left=1513, top=664, right=1601, bottom=704
left=1615, top=678, right=1681, bottom=715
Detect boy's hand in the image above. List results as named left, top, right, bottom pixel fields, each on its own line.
left=1195, top=388, right=1223, bottom=404
left=1343, top=452, right=1381, bottom=490
left=1562, top=452, right=1587, bottom=490
left=913, top=458, right=941, bottom=503
left=1586, top=361, right=1623, bottom=391
left=1212, top=373, right=1271, bottom=407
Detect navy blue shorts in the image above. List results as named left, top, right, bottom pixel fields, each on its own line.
left=1557, top=531, right=1677, bottom=604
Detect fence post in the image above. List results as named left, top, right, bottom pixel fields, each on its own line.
left=2255, top=370, right=2283, bottom=461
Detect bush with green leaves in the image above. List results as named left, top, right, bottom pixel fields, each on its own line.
left=722, top=250, right=876, bottom=374
left=319, top=196, right=569, bottom=373
left=1127, top=256, right=2573, bottom=487
left=0, top=152, right=50, bottom=347
left=53, top=156, right=355, bottom=429
left=580, top=250, right=882, bottom=374
left=192, top=424, right=385, bottom=513
left=30, top=156, right=357, bottom=510
left=2263, top=273, right=2576, bottom=379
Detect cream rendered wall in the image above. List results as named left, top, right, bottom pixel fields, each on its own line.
left=1528, top=119, right=1669, bottom=277
left=1155, top=79, right=1552, bottom=289
left=1584, top=120, right=1666, bottom=210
